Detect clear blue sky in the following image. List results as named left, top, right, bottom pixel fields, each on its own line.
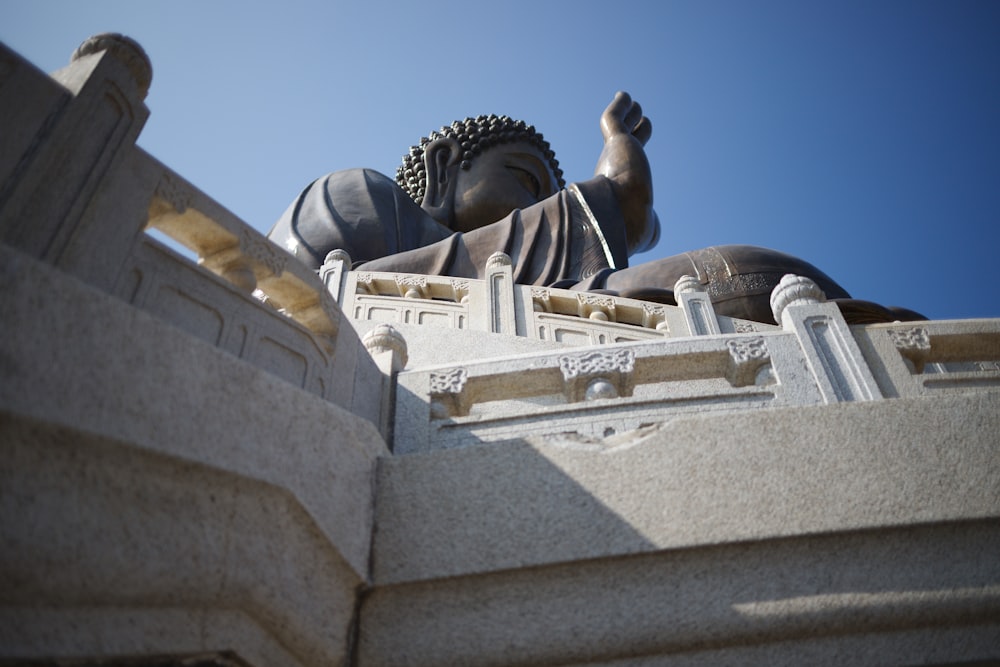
left=3, top=0, right=998, bottom=320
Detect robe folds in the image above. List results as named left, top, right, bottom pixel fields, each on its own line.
left=266, top=168, right=634, bottom=286
left=267, top=168, right=890, bottom=324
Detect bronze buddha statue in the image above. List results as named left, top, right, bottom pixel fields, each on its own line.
left=268, top=92, right=922, bottom=324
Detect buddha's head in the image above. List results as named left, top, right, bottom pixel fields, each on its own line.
left=396, top=115, right=566, bottom=233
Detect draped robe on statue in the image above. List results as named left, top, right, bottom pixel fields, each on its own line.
left=267, top=168, right=912, bottom=324
left=268, top=168, right=631, bottom=286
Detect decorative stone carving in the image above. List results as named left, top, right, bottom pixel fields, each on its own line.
left=559, top=349, right=636, bottom=402
left=676, top=280, right=721, bottom=336
left=318, top=290, right=339, bottom=321
left=320, top=249, right=351, bottom=301
left=429, top=367, right=468, bottom=395
left=363, top=323, right=408, bottom=370
left=726, top=337, right=772, bottom=386
left=734, top=321, right=757, bottom=333
left=153, top=174, right=192, bottom=215
left=531, top=287, right=552, bottom=313
left=428, top=367, right=470, bottom=418
left=888, top=327, right=931, bottom=351
left=486, top=251, right=513, bottom=269
left=559, top=349, right=635, bottom=381
left=240, top=229, right=286, bottom=276
left=673, top=274, right=703, bottom=295
left=888, top=326, right=932, bottom=373
left=395, top=275, right=428, bottom=299
left=485, top=253, right=516, bottom=335
left=355, top=273, right=375, bottom=294
left=577, top=293, right=616, bottom=322
left=770, top=274, right=826, bottom=325
left=641, top=303, right=667, bottom=330
left=324, top=249, right=352, bottom=267
left=450, top=279, right=470, bottom=303
left=727, top=337, right=769, bottom=363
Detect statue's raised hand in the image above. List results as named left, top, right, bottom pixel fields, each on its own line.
left=594, top=91, right=658, bottom=254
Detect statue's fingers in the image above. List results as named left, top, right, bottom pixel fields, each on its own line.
left=601, top=91, right=633, bottom=138
left=633, top=116, right=653, bottom=145
left=623, top=100, right=644, bottom=132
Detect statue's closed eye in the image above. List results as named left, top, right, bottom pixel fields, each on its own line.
left=507, top=165, right=541, bottom=199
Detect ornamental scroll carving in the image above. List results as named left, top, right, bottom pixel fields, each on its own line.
left=355, top=273, right=375, bottom=295
left=888, top=327, right=931, bottom=351
left=429, top=367, right=468, bottom=395
left=577, top=293, right=616, bottom=321
left=577, top=293, right=616, bottom=309
left=396, top=275, right=428, bottom=298
left=727, top=337, right=769, bottom=363
left=240, top=228, right=287, bottom=276
left=486, top=251, right=512, bottom=269
left=559, top=349, right=635, bottom=402
left=450, top=279, right=470, bottom=302
left=888, top=326, right=931, bottom=373
left=641, top=302, right=666, bottom=330
left=559, top=349, right=635, bottom=381
left=428, top=367, right=469, bottom=419
left=153, top=174, right=192, bottom=215
left=726, top=337, right=773, bottom=387
left=531, top=287, right=552, bottom=313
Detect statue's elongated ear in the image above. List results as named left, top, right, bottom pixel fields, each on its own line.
left=422, top=137, right=463, bottom=226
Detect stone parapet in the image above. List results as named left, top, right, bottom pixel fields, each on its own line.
left=0, top=243, right=388, bottom=667
left=326, top=250, right=774, bottom=352
left=0, top=36, right=387, bottom=430
left=365, top=391, right=1000, bottom=665
left=390, top=281, right=1000, bottom=454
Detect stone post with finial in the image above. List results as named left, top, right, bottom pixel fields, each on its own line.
left=770, top=274, right=883, bottom=403
left=0, top=33, right=153, bottom=290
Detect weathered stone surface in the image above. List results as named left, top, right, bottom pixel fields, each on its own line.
left=0, top=244, right=387, bottom=666
left=373, top=390, right=1000, bottom=583
left=1, top=415, right=348, bottom=667
left=363, top=391, right=1000, bottom=665
left=360, top=521, right=1000, bottom=666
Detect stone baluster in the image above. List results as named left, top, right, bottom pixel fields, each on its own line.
left=674, top=275, right=721, bottom=336
left=320, top=249, right=352, bottom=303
left=485, top=252, right=517, bottom=335
left=0, top=33, right=153, bottom=292
left=362, top=324, right=408, bottom=440
left=770, top=274, right=882, bottom=403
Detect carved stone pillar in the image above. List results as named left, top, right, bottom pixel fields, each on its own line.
left=485, top=252, right=516, bottom=335
left=675, top=274, right=721, bottom=336
left=771, top=274, right=882, bottom=403
left=0, top=34, right=153, bottom=291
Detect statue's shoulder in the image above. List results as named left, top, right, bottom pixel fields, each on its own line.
left=314, top=167, right=399, bottom=189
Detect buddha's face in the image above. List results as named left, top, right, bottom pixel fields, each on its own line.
left=447, top=141, right=560, bottom=233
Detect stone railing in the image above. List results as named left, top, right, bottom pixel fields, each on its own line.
left=118, top=152, right=359, bottom=402
left=321, top=249, right=777, bottom=347
left=392, top=274, right=1000, bottom=454
left=0, top=35, right=384, bottom=428
left=4, top=33, right=996, bottom=451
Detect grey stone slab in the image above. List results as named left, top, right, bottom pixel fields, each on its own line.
left=0, top=243, right=387, bottom=577
left=360, top=521, right=1000, bottom=666
left=373, top=390, right=1000, bottom=584
left=1, top=415, right=351, bottom=667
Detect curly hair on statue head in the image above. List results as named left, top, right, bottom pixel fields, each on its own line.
left=395, top=114, right=566, bottom=205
